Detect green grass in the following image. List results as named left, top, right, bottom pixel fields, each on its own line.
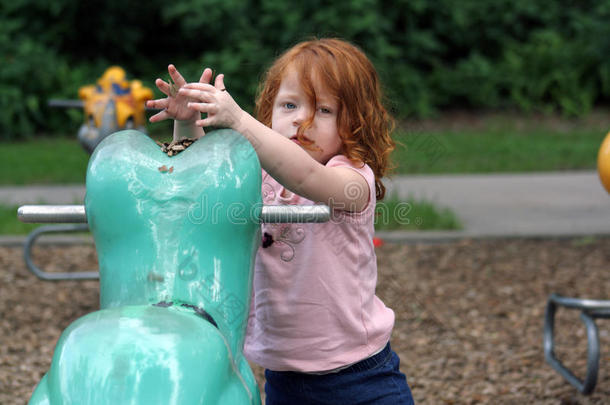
left=392, top=127, right=607, bottom=174
left=0, top=137, right=90, bottom=185
left=0, top=123, right=174, bottom=186
left=375, top=195, right=461, bottom=231
left=3, top=120, right=607, bottom=185
left=0, top=203, right=91, bottom=235
left=0, top=204, right=43, bottom=234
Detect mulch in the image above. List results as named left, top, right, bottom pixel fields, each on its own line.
left=1, top=237, right=610, bottom=404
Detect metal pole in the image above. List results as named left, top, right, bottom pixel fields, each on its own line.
left=18, top=205, right=87, bottom=223
left=543, top=293, right=610, bottom=395
left=260, top=205, right=330, bottom=223
left=18, top=204, right=331, bottom=224
left=18, top=204, right=331, bottom=281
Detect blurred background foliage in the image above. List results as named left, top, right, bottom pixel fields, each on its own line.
left=2, top=0, right=610, bottom=139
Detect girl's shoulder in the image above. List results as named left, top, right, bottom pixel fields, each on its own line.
left=326, top=155, right=376, bottom=214
left=326, top=154, right=371, bottom=172
left=326, top=155, right=374, bottom=187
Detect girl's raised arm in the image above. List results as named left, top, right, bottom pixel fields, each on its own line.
left=180, top=77, right=370, bottom=212
left=146, top=65, right=211, bottom=145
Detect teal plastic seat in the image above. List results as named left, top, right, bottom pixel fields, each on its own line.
left=30, top=129, right=262, bottom=404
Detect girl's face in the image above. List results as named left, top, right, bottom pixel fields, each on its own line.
left=271, top=69, right=342, bottom=164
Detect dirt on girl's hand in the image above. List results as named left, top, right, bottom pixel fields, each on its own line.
left=168, top=75, right=179, bottom=97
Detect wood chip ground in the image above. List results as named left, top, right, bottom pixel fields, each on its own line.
left=1, top=238, right=609, bottom=404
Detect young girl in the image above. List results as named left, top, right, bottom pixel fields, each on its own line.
left=148, top=38, right=414, bottom=404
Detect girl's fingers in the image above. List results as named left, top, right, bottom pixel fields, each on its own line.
left=199, top=68, right=214, bottom=84
left=155, top=78, right=171, bottom=97
left=179, top=88, right=214, bottom=102
left=195, top=117, right=213, bottom=127
left=146, top=98, right=169, bottom=110
left=187, top=102, right=217, bottom=115
left=214, top=74, right=225, bottom=90
left=149, top=109, right=171, bottom=123
left=182, top=82, right=216, bottom=92
left=168, top=64, right=187, bottom=87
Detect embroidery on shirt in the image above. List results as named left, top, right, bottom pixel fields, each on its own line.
left=276, top=225, right=305, bottom=261
left=261, top=180, right=276, bottom=202
left=260, top=175, right=305, bottom=261
left=262, top=224, right=305, bottom=261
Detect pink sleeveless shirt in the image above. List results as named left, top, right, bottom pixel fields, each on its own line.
left=243, top=155, right=395, bottom=372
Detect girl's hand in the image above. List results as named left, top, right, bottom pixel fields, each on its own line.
left=147, top=65, right=213, bottom=123
left=179, top=75, right=244, bottom=129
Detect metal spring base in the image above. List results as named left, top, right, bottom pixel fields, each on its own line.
left=23, top=224, right=99, bottom=280
left=544, top=293, right=610, bottom=395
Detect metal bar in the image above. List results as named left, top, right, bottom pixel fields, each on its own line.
left=581, top=312, right=601, bottom=395
left=48, top=99, right=85, bottom=109
left=260, top=205, right=330, bottom=223
left=23, top=224, right=99, bottom=280
left=548, top=293, right=610, bottom=311
left=18, top=205, right=87, bottom=223
left=18, top=204, right=331, bottom=224
left=543, top=293, right=603, bottom=395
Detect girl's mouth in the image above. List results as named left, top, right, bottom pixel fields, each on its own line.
left=290, top=135, right=311, bottom=145
left=290, top=135, right=321, bottom=152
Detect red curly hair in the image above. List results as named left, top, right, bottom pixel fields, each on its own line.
left=255, top=38, right=395, bottom=200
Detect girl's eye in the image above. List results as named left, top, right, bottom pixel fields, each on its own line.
left=284, top=102, right=296, bottom=109
left=319, top=107, right=332, bottom=114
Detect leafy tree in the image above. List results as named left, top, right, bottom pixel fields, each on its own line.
left=2, top=0, right=610, bottom=138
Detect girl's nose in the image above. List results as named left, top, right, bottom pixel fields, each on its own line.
left=293, top=106, right=311, bottom=125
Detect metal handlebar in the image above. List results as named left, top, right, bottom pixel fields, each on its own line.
left=18, top=205, right=87, bottom=223
left=258, top=205, right=331, bottom=223
left=19, top=204, right=331, bottom=281
left=18, top=204, right=331, bottom=224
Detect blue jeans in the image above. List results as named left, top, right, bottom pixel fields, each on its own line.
left=264, top=343, right=414, bottom=404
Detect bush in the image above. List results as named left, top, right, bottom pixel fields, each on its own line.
left=2, top=0, right=610, bottom=139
